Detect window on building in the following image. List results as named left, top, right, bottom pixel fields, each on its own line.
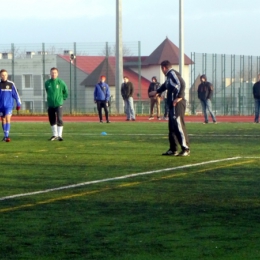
left=24, top=101, right=33, bottom=112
left=44, top=74, right=50, bottom=81
left=24, top=75, right=32, bottom=88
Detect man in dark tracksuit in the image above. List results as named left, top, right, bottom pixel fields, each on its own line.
left=149, top=60, right=190, bottom=156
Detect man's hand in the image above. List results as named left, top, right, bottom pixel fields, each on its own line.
left=173, top=98, right=182, bottom=106
left=16, top=106, right=21, bottom=111
left=149, top=91, right=158, bottom=98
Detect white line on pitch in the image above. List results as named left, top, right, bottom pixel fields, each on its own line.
left=0, top=157, right=241, bottom=201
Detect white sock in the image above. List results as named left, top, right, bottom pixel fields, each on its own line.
left=57, top=126, right=63, bottom=137
left=51, top=125, right=58, bottom=137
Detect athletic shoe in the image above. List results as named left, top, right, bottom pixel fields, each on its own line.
left=203, top=122, right=208, bottom=124
left=49, top=136, right=58, bottom=141
left=162, top=149, right=178, bottom=156
left=58, top=137, right=63, bottom=141
left=157, top=117, right=161, bottom=120
left=3, top=137, right=11, bottom=142
left=149, top=117, right=154, bottom=120
left=100, top=120, right=103, bottom=123
left=178, top=149, right=190, bottom=157
left=107, top=120, right=110, bottom=123
left=126, top=119, right=130, bottom=121
left=213, top=121, right=217, bottom=124
left=132, top=119, right=136, bottom=121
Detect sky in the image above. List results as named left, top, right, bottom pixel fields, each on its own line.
left=2, top=0, right=260, bottom=56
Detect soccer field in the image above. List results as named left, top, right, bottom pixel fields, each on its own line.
left=1, top=122, right=260, bottom=260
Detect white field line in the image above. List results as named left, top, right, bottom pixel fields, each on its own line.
left=0, top=157, right=241, bottom=201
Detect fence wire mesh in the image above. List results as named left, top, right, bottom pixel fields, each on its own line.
left=0, top=43, right=258, bottom=116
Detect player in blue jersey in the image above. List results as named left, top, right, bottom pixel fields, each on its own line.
left=0, top=69, right=21, bottom=142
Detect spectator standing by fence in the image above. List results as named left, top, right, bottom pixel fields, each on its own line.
left=197, top=74, right=217, bottom=124
left=253, top=74, right=260, bottom=123
left=94, top=75, right=110, bottom=123
left=121, top=76, right=136, bottom=121
left=148, top=76, right=161, bottom=120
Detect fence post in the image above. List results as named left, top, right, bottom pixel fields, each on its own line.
left=42, top=42, right=46, bottom=113
left=74, top=42, right=77, bottom=112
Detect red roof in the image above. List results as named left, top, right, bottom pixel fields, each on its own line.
left=144, top=37, right=193, bottom=65
left=72, top=56, right=151, bottom=100
left=58, top=37, right=193, bottom=100
left=58, top=55, right=105, bottom=74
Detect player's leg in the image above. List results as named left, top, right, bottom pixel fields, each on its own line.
left=206, top=99, right=216, bottom=123
left=128, top=97, right=135, bottom=120
left=173, top=101, right=190, bottom=156
left=1, top=114, right=6, bottom=141
left=200, top=100, right=208, bottom=123
left=1, top=109, right=12, bottom=141
left=97, top=101, right=103, bottom=122
left=56, top=106, right=64, bottom=141
left=124, top=99, right=130, bottom=120
left=156, top=97, right=161, bottom=119
left=102, top=101, right=109, bottom=123
left=48, top=107, right=58, bottom=140
left=162, top=108, right=178, bottom=156
left=149, top=98, right=155, bottom=119
left=254, top=99, right=259, bottom=123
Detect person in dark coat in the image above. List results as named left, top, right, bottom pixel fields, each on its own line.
left=148, top=76, right=161, bottom=120
left=253, top=74, right=260, bottom=123
left=197, top=74, right=217, bottom=124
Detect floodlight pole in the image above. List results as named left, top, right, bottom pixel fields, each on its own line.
left=179, top=0, right=184, bottom=76
left=116, top=0, right=123, bottom=113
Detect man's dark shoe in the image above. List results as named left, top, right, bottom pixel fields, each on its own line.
left=162, top=149, right=178, bottom=156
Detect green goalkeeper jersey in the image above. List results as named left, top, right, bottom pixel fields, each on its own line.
left=45, top=78, right=68, bottom=108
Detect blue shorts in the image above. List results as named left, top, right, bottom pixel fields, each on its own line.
left=0, top=108, right=13, bottom=117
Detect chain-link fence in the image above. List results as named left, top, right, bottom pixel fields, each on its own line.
left=1, top=42, right=258, bottom=116
left=190, top=53, right=260, bottom=116
left=0, top=42, right=149, bottom=115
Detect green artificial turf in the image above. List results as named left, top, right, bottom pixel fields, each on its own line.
left=0, top=122, right=260, bottom=259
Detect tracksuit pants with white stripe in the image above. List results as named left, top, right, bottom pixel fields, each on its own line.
left=168, top=100, right=189, bottom=152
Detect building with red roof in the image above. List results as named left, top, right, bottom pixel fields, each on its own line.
left=56, top=37, right=193, bottom=114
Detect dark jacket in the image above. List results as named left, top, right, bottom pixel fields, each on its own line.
left=121, top=82, right=134, bottom=99
left=253, top=81, right=260, bottom=99
left=156, top=69, right=186, bottom=109
left=197, top=75, right=213, bottom=100
left=148, top=81, right=161, bottom=97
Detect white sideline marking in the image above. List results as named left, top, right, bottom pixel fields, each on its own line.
left=0, top=157, right=241, bottom=201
